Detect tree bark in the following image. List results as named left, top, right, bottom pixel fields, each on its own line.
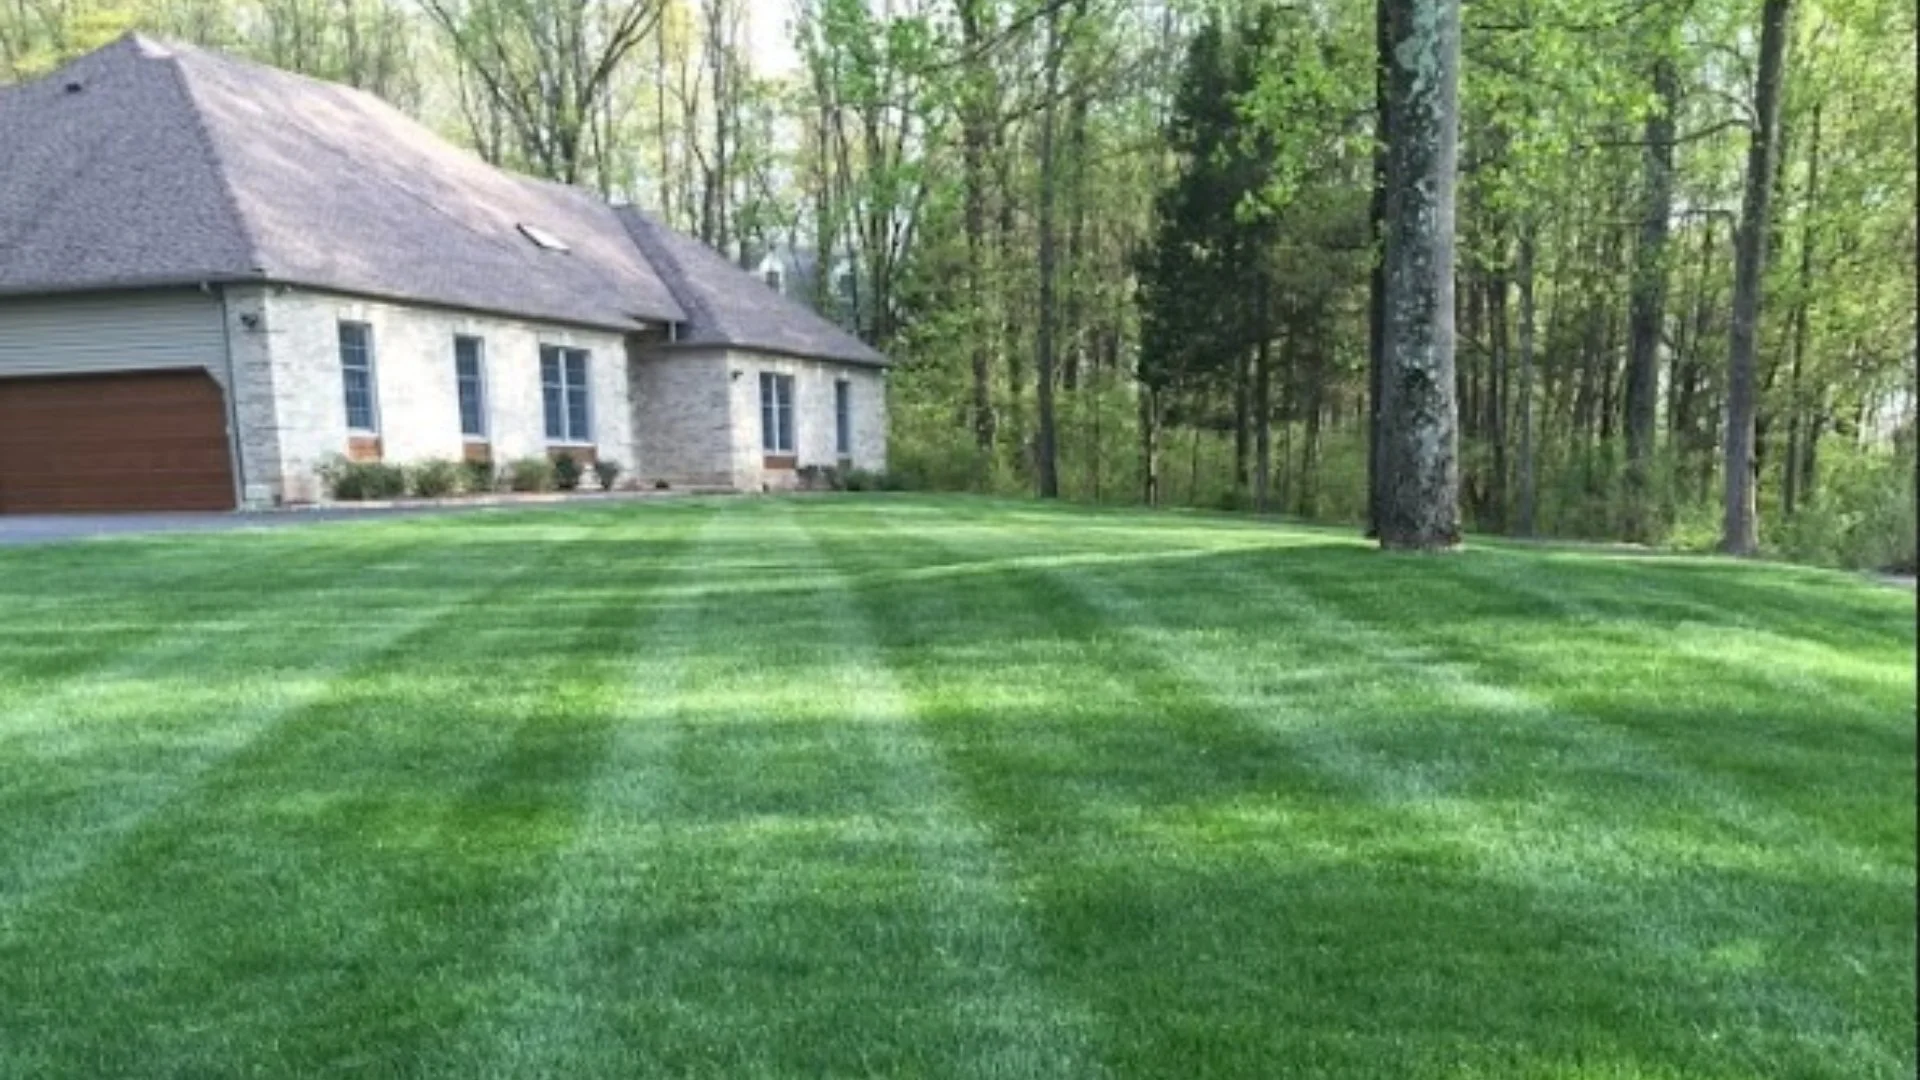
left=1255, top=294, right=1273, bottom=513
left=1515, top=226, right=1538, bottom=536
left=1722, top=0, right=1793, bottom=555
left=1365, top=0, right=1392, bottom=538
left=1033, top=0, right=1063, bottom=499
left=1783, top=103, right=1820, bottom=516
left=1377, top=0, right=1462, bottom=550
left=1624, top=56, right=1677, bottom=540
left=957, top=0, right=996, bottom=482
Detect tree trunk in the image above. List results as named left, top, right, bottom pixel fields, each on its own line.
left=1722, top=0, right=1793, bottom=555
left=1624, top=56, right=1677, bottom=540
left=1515, top=226, right=1538, bottom=536
left=1365, top=0, right=1391, bottom=538
left=1255, top=295, right=1273, bottom=513
left=1377, top=0, right=1462, bottom=550
left=1783, top=103, right=1820, bottom=517
left=957, top=0, right=996, bottom=482
left=1033, top=0, right=1063, bottom=499
left=1140, top=388, right=1161, bottom=506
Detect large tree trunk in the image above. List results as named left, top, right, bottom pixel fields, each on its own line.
left=1365, top=0, right=1391, bottom=538
left=1377, top=0, right=1462, bottom=550
left=1722, top=0, right=1793, bottom=555
left=1033, top=0, right=1063, bottom=499
left=1624, top=57, right=1678, bottom=541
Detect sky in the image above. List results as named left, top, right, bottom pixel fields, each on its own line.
left=744, top=0, right=801, bottom=77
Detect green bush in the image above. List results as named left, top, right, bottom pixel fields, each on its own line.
left=552, top=452, right=583, bottom=492
left=506, top=456, right=555, bottom=493
left=409, top=459, right=461, bottom=498
left=592, top=459, right=623, bottom=492
left=461, top=459, right=496, bottom=494
left=319, top=457, right=407, bottom=501
left=841, top=468, right=883, bottom=492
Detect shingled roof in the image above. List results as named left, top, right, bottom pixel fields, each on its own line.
left=0, top=35, right=683, bottom=331
left=618, top=208, right=888, bottom=368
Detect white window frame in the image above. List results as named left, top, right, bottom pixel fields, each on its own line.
left=541, top=345, right=594, bottom=444
left=338, top=321, right=379, bottom=434
left=454, top=335, right=488, bottom=440
left=760, top=372, right=795, bottom=455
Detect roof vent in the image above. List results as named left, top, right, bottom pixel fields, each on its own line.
left=63, top=81, right=83, bottom=94
left=517, top=224, right=571, bottom=253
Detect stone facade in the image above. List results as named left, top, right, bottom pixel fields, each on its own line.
left=631, top=347, right=887, bottom=490
left=721, top=350, right=887, bottom=490
left=629, top=349, right=736, bottom=488
left=215, top=287, right=886, bottom=505
left=223, top=285, right=633, bottom=504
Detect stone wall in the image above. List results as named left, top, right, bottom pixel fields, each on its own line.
left=628, top=348, right=735, bottom=487
left=227, top=285, right=634, bottom=504
left=720, top=350, right=888, bottom=491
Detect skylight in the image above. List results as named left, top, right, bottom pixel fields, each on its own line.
left=517, top=223, right=571, bottom=253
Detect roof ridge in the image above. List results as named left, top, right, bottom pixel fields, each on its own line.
left=158, top=45, right=266, bottom=279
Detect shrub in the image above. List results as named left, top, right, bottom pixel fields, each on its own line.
left=653, top=479, right=671, bottom=491
left=506, top=456, right=555, bottom=493
left=841, top=468, right=885, bottom=492
left=460, top=459, right=496, bottom=494
left=409, top=458, right=461, bottom=498
left=592, top=459, right=623, bottom=492
left=319, top=457, right=406, bottom=501
left=552, top=452, right=583, bottom=491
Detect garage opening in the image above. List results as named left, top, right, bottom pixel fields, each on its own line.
left=0, top=370, right=236, bottom=513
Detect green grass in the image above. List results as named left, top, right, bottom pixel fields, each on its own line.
left=0, top=495, right=1912, bottom=1079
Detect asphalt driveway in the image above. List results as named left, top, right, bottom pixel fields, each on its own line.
left=0, top=492, right=706, bottom=546
left=0, top=508, right=440, bottom=546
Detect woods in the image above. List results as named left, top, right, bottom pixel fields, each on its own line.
left=2, top=0, right=1912, bottom=568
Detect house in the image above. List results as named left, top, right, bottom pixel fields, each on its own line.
left=0, top=34, right=887, bottom=513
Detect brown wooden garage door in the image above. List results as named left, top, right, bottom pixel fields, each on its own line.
left=0, top=370, right=235, bottom=512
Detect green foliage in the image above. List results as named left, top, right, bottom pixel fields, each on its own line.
left=506, top=456, right=555, bottom=493
left=551, top=453, right=582, bottom=492
left=408, top=458, right=462, bottom=499
left=592, top=459, right=623, bottom=492
left=461, top=459, right=496, bottom=494
left=319, top=457, right=407, bottom=501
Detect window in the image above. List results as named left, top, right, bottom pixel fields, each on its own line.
left=540, top=346, right=592, bottom=443
left=834, top=380, right=852, bottom=458
left=455, top=336, right=487, bottom=438
left=517, top=223, right=571, bottom=252
left=338, top=321, right=377, bottom=432
left=760, top=372, right=794, bottom=454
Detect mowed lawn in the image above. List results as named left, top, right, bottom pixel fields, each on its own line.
left=0, top=497, right=1912, bottom=1079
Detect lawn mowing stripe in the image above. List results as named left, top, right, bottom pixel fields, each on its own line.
left=784, top=501, right=1108, bottom=1080
left=0, top=526, right=527, bottom=915
left=0, top=529, right=380, bottom=696
left=824, top=500, right=1909, bottom=1078
left=1039, top=539, right=1910, bottom=1077
left=456, top=499, right=1102, bottom=1078
left=0, top=506, right=707, bottom=1077
left=421, top=507, right=720, bottom=1078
